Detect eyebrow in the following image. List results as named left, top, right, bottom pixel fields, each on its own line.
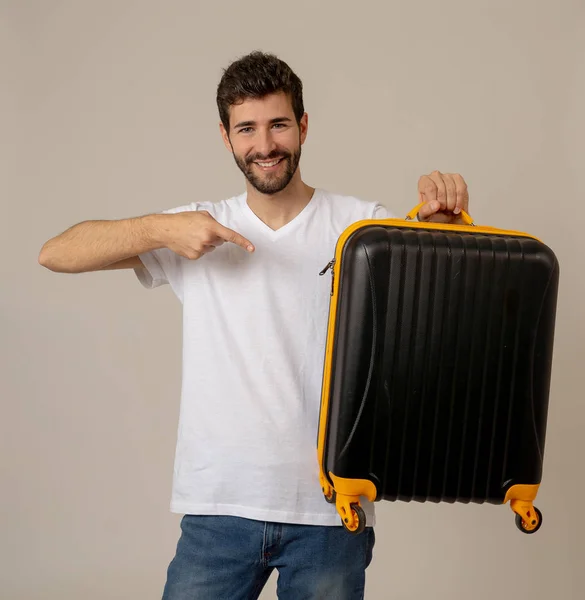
left=233, top=117, right=293, bottom=129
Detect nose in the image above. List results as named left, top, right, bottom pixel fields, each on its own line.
left=256, top=128, right=278, bottom=158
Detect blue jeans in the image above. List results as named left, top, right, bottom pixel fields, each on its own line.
left=162, top=515, right=376, bottom=599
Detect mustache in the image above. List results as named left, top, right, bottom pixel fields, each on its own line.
left=246, top=150, right=290, bottom=165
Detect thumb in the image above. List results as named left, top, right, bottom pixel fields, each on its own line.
left=217, top=224, right=255, bottom=252
left=417, top=199, right=441, bottom=221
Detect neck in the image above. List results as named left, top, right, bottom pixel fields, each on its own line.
left=245, top=171, right=315, bottom=231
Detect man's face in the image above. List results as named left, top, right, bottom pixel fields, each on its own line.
left=220, top=92, right=308, bottom=195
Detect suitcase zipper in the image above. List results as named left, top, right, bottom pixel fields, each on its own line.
left=319, top=259, right=335, bottom=276
left=319, top=259, right=336, bottom=295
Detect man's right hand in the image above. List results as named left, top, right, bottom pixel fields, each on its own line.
left=38, top=209, right=255, bottom=274
left=158, top=210, right=255, bottom=260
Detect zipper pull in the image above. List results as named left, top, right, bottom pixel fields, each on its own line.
left=319, top=259, right=336, bottom=276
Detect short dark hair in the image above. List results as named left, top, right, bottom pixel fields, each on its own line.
left=216, top=51, right=304, bottom=132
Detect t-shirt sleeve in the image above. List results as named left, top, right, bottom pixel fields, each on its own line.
left=371, top=203, right=399, bottom=219
left=134, top=203, right=199, bottom=301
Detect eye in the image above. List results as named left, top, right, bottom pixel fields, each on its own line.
left=272, top=123, right=286, bottom=129
left=239, top=127, right=253, bottom=134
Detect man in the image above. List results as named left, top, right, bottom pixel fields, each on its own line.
left=39, top=51, right=470, bottom=599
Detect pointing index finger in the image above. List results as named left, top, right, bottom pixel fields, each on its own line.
left=216, top=223, right=255, bottom=252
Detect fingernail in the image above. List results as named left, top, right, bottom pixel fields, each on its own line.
left=247, top=245, right=254, bottom=252
left=433, top=202, right=440, bottom=211
left=454, top=207, right=461, bottom=214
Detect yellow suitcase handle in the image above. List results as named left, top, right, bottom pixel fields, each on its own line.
left=405, top=202, right=475, bottom=226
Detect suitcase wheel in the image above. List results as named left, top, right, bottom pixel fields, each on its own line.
left=323, top=488, right=337, bottom=504
left=340, top=502, right=366, bottom=535
left=514, top=506, right=543, bottom=534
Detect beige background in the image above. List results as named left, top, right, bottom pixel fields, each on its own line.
left=2, top=0, right=584, bottom=598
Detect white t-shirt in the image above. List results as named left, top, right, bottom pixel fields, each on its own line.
left=135, top=188, right=395, bottom=526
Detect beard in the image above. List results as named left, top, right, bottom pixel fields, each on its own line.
left=233, top=144, right=302, bottom=195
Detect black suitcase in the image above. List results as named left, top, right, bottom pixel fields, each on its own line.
left=317, top=204, right=559, bottom=535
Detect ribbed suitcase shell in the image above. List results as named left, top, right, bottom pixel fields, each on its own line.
left=321, top=224, right=559, bottom=506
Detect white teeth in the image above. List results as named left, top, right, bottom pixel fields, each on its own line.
left=256, top=159, right=281, bottom=167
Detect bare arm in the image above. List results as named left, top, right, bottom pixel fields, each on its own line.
left=38, top=211, right=255, bottom=274
left=38, top=214, right=165, bottom=273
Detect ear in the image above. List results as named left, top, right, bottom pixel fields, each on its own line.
left=219, top=122, right=233, bottom=152
left=299, top=113, right=309, bottom=146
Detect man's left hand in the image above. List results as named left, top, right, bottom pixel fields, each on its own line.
left=417, top=171, right=470, bottom=224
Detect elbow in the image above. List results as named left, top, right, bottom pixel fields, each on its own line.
left=38, top=244, right=54, bottom=270
left=38, top=243, right=72, bottom=273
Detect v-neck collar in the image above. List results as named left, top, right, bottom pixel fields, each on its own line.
left=241, top=188, right=321, bottom=241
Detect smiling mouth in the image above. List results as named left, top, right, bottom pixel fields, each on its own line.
left=253, top=157, right=285, bottom=170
